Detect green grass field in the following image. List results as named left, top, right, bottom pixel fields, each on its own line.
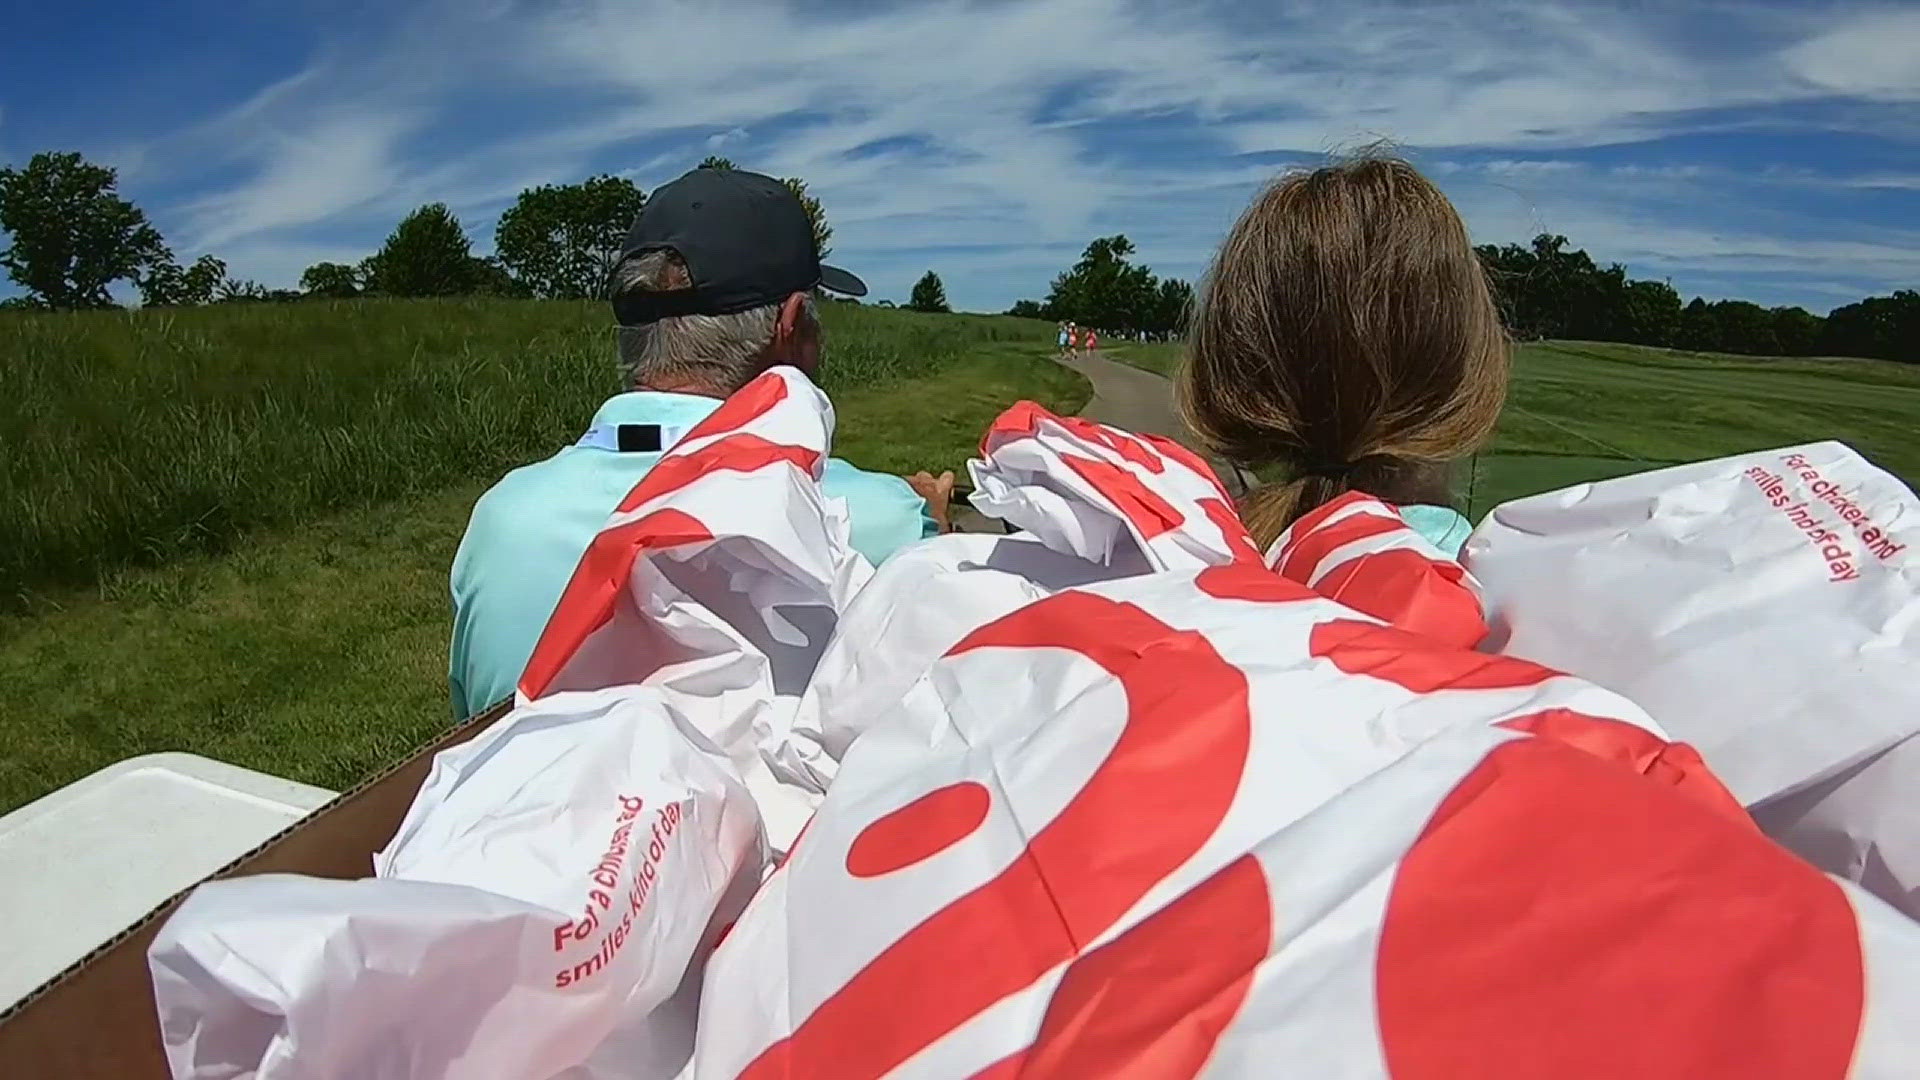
left=1, top=299, right=1046, bottom=608
left=1104, top=338, right=1920, bottom=518
left=0, top=302, right=1085, bottom=812
left=9, top=310, right=1920, bottom=816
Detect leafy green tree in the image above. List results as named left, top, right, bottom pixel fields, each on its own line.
left=780, top=176, right=833, bottom=260
left=364, top=203, right=478, bottom=297
left=907, top=271, right=950, bottom=313
left=495, top=175, right=647, bottom=299
left=1707, top=300, right=1778, bottom=356
left=1152, top=278, right=1194, bottom=335
left=1823, top=290, right=1920, bottom=364
left=138, top=253, right=228, bottom=307
left=699, top=155, right=736, bottom=171
left=1005, top=299, right=1050, bottom=319
left=1675, top=296, right=1716, bottom=351
left=1477, top=235, right=1620, bottom=341
left=216, top=276, right=270, bottom=303
left=1045, top=235, right=1158, bottom=332
left=0, top=151, right=169, bottom=308
left=299, top=261, right=362, bottom=298
left=1771, top=306, right=1825, bottom=357
left=1477, top=233, right=1835, bottom=359
left=354, top=256, right=383, bottom=296
left=1618, top=278, right=1683, bottom=347
left=465, top=255, right=532, bottom=298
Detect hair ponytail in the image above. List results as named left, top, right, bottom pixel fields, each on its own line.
left=1177, top=156, right=1509, bottom=549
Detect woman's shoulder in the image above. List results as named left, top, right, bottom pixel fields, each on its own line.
left=1394, top=503, right=1473, bottom=557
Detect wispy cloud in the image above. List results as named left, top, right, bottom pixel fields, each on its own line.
left=1780, top=7, right=1920, bottom=100
left=61, top=0, right=1915, bottom=310
left=180, top=114, right=421, bottom=250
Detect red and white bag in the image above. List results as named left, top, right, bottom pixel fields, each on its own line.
left=148, top=368, right=850, bottom=1079
left=1268, top=491, right=1488, bottom=646
left=715, top=403, right=1920, bottom=1078
left=1464, top=441, right=1920, bottom=917
left=970, top=402, right=1264, bottom=571
left=696, top=563, right=1920, bottom=1078
left=149, top=382, right=1920, bottom=1079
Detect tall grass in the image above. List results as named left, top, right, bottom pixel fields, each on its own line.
left=1, top=298, right=1051, bottom=605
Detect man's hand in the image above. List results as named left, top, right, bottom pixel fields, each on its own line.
left=906, top=470, right=957, bottom=533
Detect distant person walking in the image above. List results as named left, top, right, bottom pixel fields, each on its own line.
left=448, top=166, right=941, bottom=721
left=1057, top=322, right=1072, bottom=359
left=1085, top=327, right=1099, bottom=354
left=1178, top=156, right=1508, bottom=557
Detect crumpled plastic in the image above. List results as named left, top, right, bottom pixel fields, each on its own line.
left=1464, top=440, right=1920, bottom=919
left=150, top=381, right=1920, bottom=1079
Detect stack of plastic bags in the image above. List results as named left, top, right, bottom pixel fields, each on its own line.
left=151, top=368, right=1920, bottom=1079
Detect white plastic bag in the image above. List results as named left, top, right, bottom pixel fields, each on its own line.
left=518, top=369, right=869, bottom=846
left=695, top=563, right=1920, bottom=1078
left=152, top=688, right=763, bottom=1080
left=1464, top=441, right=1920, bottom=916
left=768, top=532, right=1093, bottom=795
left=774, top=399, right=1272, bottom=794
left=149, top=368, right=848, bottom=1079
left=969, top=401, right=1263, bottom=571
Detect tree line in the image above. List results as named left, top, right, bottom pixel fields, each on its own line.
left=3, top=150, right=1910, bottom=364
left=1477, top=234, right=1917, bottom=364
left=0, top=151, right=830, bottom=309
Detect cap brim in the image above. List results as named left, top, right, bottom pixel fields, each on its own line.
left=819, top=264, right=868, bottom=297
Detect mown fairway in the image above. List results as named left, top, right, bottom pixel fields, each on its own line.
left=0, top=301, right=1086, bottom=812
left=1106, top=338, right=1920, bottom=518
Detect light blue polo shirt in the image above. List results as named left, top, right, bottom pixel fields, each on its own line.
left=1399, top=504, right=1474, bottom=557
left=449, top=390, right=936, bottom=720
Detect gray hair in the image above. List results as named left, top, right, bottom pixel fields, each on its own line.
left=611, top=251, right=817, bottom=393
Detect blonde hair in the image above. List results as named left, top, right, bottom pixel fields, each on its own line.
left=1178, top=157, right=1509, bottom=547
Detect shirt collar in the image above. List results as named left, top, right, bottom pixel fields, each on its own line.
left=588, top=390, right=725, bottom=430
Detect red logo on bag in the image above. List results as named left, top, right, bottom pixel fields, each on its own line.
left=1379, top=736, right=1864, bottom=1079
left=739, top=591, right=1266, bottom=1079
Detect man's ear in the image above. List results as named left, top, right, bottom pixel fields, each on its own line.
left=775, top=292, right=809, bottom=340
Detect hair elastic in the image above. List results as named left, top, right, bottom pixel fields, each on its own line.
left=1295, top=457, right=1354, bottom=480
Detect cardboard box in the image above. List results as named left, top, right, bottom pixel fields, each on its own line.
left=0, top=699, right=514, bottom=1078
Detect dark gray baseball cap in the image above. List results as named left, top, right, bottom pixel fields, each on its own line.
left=612, top=166, right=866, bottom=326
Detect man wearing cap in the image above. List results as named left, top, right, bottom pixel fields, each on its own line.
left=447, top=166, right=944, bottom=720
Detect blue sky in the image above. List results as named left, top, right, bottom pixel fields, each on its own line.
left=3, top=0, right=1916, bottom=313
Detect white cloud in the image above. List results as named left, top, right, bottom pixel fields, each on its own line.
left=1842, top=173, right=1920, bottom=191
left=1484, top=160, right=1583, bottom=177
left=1781, top=7, right=1920, bottom=101
left=1608, top=164, right=1708, bottom=180
left=108, top=0, right=1918, bottom=310
left=178, top=113, right=420, bottom=251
